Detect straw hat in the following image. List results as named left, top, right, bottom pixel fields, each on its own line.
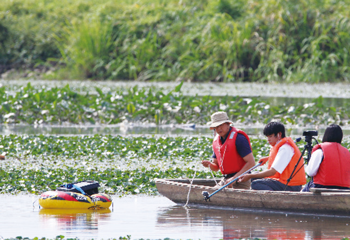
left=209, top=112, right=233, bottom=129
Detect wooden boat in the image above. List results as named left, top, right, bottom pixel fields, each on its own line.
left=155, top=178, right=350, bottom=216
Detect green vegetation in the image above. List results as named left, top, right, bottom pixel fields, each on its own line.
left=1, top=133, right=349, bottom=195
left=0, top=134, right=272, bottom=194
left=0, top=82, right=348, bottom=195
left=1, top=0, right=349, bottom=82
left=0, top=82, right=349, bottom=126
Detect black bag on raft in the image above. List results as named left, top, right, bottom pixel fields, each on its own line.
left=56, top=180, right=100, bottom=195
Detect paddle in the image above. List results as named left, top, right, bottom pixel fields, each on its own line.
left=202, top=162, right=262, bottom=201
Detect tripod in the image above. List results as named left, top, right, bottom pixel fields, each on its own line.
left=284, top=133, right=319, bottom=190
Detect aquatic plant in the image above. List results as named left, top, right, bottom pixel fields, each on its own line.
left=2, top=134, right=350, bottom=195
left=0, top=134, right=268, bottom=194
left=0, top=82, right=349, bottom=127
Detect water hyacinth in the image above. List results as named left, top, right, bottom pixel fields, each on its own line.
left=0, top=82, right=349, bottom=127
left=1, top=134, right=350, bottom=195
left=0, top=134, right=269, bottom=195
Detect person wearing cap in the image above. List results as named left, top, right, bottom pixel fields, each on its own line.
left=201, top=111, right=255, bottom=189
left=238, top=122, right=306, bottom=191
left=302, top=124, right=350, bottom=192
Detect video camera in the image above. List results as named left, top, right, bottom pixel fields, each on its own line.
left=303, top=130, right=318, bottom=137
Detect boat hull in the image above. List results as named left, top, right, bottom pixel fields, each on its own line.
left=156, top=179, right=350, bottom=216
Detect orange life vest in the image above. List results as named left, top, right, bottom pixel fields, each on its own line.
left=312, top=142, right=350, bottom=187
left=266, top=137, right=306, bottom=186
left=212, top=127, right=251, bottom=174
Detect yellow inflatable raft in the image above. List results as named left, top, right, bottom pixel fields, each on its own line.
left=39, top=208, right=111, bottom=215
left=39, top=191, right=112, bottom=209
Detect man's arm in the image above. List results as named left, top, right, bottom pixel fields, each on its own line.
left=305, top=149, right=323, bottom=176
left=239, top=168, right=277, bottom=182
left=240, top=143, right=294, bottom=182
left=226, top=152, right=255, bottom=186
left=201, top=158, right=220, bottom=172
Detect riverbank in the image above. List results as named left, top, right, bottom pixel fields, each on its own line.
left=1, top=0, right=350, bottom=82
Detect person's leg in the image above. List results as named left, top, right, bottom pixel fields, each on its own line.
left=232, top=179, right=251, bottom=189
left=252, top=179, right=300, bottom=191
left=285, top=185, right=302, bottom=191
left=267, top=180, right=301, bottom=191
left=251, top=179, right=275, bottom=190
left=215, top=178, right=251, bottom=189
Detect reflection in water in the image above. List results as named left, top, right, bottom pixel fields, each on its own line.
left=39, top=208, right=111, bottom=234
left=156, top=206, right=350, bottom=240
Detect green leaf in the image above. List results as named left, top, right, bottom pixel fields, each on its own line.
left=174, top=81, right=184, bottom=92
left=127, top=103, right=136, bottom=114
left=34, top=93, right=40, bottom=103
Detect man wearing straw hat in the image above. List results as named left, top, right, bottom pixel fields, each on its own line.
left=202, top=111, right=255, bottom=189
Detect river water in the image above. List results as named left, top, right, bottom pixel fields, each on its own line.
left=1, top=194, right=350, bottom=239
left=3, top=123, right=350, bottom=139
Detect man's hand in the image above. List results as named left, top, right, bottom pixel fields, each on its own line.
left=238, top=174, right=251, bottom=183
left=202, top=159, right=220, bottom=171
left=201, top=160, right=211, bottom=168
left=258, top=157, right=269, bottom=165
left=224, top=176, right=237, bottom=188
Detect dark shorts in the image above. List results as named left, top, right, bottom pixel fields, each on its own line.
left=251, top=179, right=302, bottom=191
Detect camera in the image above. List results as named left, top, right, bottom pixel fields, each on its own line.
left=303, top=130, right=318, bottom=137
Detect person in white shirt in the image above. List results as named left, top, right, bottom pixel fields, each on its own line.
left=302, top=124, right=350, bottom=192
left=239, top=122, right=306, bottom=191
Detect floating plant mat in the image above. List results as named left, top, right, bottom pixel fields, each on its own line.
left=0, top=82, right=349, bottom=127
left=1, top=134, right=350, bottom=195
left=1, top=81, right=350, bottom=99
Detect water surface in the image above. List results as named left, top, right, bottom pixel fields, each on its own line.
left=2, top=123, right=350, bottom=138
left=1, top=194, right=350, bottom=239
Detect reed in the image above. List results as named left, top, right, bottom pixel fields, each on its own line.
left=56, top=18, right=114, bottom=79
left=1, top=0, right=350, bottom=82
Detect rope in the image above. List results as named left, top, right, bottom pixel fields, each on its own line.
left=183, top=162, right=199, bottom=208
left=209, top=168, right=219, bottom=186
left=32, top=196, right=40, bottom=210
left=183, top=161, right=218, bottom=208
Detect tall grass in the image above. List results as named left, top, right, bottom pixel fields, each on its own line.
left=56, top=18, right=114, bottom=79
left=0, top=0, right=350, bottom=82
